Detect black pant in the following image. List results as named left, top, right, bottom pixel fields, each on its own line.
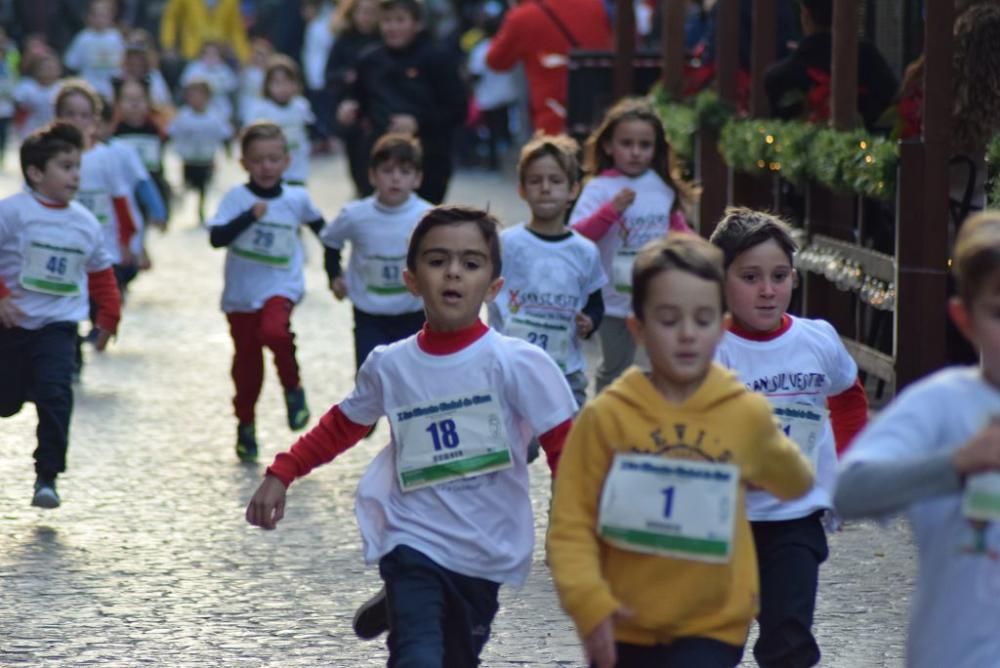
left=751, top=512, right=829, bottom=668
left=416, top=148, right=452, bottom=205
left=353, top=307, right=425, bottom=371
left=0, top=322, right=77, bottom=480
left=599, top=638, right=743, bottom=668
left=379, top=545, right=500, bottom=668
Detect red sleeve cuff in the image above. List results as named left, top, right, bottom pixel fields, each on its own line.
left=572, top=201, right=622, bottom=241
left=266, top=405, right=372, bottom=486
left=827, top=378, right=869, bottom=457
left=538, top=418, right=573, bottom=477
left=0, top=277, right=10, bottom=299
left=112, top=196, right=137, bottom=247
left=669, top=209, right=694, bottom=234
left=87, top=268, right=121, bottom=333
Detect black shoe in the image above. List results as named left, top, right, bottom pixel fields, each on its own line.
left=236, top=423, right=259, bottom=463
left=32, top=477, right=60, bottom=508
left=352, top=586, right=388, bottom=640
left=285, top=387, right=310, bottom=431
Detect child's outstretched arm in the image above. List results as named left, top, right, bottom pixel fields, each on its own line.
left=742, top=396, right=815, bottom=499
left=87, top=268, right=121, bottom=350
left=827, top=378, right=869, bottom=456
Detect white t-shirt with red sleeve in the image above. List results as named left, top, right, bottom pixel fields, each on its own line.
left=208, top=184, right=323, bottom=313
left=568, top=169, right=675, bottom=318
left=76, top=143, right=133, bottom=265
left=340, top=328, right=578, bottom=585
left=715, top=315, right=858, bottom=521
left=0, top=190, right=111, bottom=330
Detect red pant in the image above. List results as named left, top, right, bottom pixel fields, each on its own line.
left=226, top=297, right=300, bottom=424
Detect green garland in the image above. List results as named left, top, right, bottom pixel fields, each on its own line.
left=651, top=87, right=734, bottom=167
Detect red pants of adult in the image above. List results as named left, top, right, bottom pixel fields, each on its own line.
left=226, top=296, right=300, bottom=424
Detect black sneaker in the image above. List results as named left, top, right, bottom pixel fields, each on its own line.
left=236, top=423, right=259, bottom=463
left=353, top=586, right=388, bottom=640
left=285, top=387, right=310, bottom=431
left=32, top=477, right=60, bottom=508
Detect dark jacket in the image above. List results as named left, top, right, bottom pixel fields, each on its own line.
left=349, top=32, right=467, bottom=152
left=764, top=31, right=898, bottom=130
left=324, top=29, right=380, bottom=110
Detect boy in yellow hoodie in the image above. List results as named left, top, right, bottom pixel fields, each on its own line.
left=546, top=234, right=814, bottom=668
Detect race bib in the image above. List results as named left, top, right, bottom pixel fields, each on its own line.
left=231, top=221, right=297, bottom=267
left=612, top=249, right=638, bottom=294
left=505, top=314, right=572, bottom=370
left=598, top=454, right=738, bottom=563
left=360, top=255, right=407, bottom=295
left=282, top=123, right=305, bottom=152
left=76, top=189, right=112, bottom=225
left=772, top=402, right=828, bottom=468
left=391, top=390, right=513, bottom=492
left=19, top=240, right=86, bottom=295
left=120, top=134, right=162, bottom=170
left=964, top=473, right=1000, bottom=522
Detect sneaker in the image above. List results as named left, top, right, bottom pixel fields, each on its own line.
left=285, top=387, right=310, bottom=431
left=32, top=477, right=60, bottom=509
left=236, top=422, right=259, bottom=463
left=352, top=586, right=388, bottom=640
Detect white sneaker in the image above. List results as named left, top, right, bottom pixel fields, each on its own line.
left=31, top=479, right=61, bottom=509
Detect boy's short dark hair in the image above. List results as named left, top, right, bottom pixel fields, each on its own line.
left=953, top=211, right=1000, bottom=304
left=708, top=207, right=797, bottom=270
left=379, top=0, right=423, bottom=20
left=55, top=78, right=103, bottom=118
left=632, top=235, right=726, bottom=320
left=801, top=0, right=833, bottom=29
left=406, top=205, right=502, bottom=279
left=517, top=133, right=580, bottom=185
left=370, top=132, right=423, bottom=171
left=21, top=122, right=84, bottom=185
left=240, top=120, right=286, bottom=155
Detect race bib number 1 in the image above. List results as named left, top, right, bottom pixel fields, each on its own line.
left=599, top=454, right=738, bottom=563
left=772, top=403, right=828, bottom=467
left=391, top=390, right=513, bottom=492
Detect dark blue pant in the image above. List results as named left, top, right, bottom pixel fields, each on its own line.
left=0, top=322, right=77, bottom=480
left=353, top=307, right=425, bottom=371
left=379, top=545, right=500, bottom=668
left=751, top=512, right=829, bottom=668
left=599, top=638, right=743, bottom=667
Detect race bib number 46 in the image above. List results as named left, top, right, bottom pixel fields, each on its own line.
left=19, top=240, right=86, bottom=295
left=599, top=454, right=738, bottom=563
left=390, top=390, right=513, bottom=492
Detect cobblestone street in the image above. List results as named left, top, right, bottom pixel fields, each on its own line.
left=2, top=153, right=915, bottom=667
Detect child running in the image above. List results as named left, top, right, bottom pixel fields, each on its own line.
left=488, top=133, right=605, bottom=414
left=112, top=77, right=170, bottom=223
left=320, top=132, right=431, bottom=372
left=62, top=0, right=124, bottom=102
left=13, top=52, right=61, bottom=140
left=207, top=121, right=327, bottom=463
left=246, top=205, right=578, bottom=665
left=569, top=96, right=692, bottom=392
left=242, top=55, right=314, bottom=186
left=835, top=212, right=1000, bottom=668
left=547, top=234, right=813, bottom=668
left=168, top=78, right=233, bottom=225
left=709, top=208, right=868, bottom=668
left=0, top=122, right=121, bottom=508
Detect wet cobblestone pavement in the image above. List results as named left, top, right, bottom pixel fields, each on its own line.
left=1, top=153, right=914, bottom=666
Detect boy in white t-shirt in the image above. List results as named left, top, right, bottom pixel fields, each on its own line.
left=63, top=0, right=124, bottom=101
left=246, top=205, right=578, bottom=665
left=488, top=134, right=605, bottom=430
left=321, top=133, right=431, bottom=372
left=836, top=212, right=1000, bottom=668
left=0, top=122, right=121, bottom=509
left=14, top=53, right=61, bottom=140
left=208, top=121, right=329, bottom=463
left=710, top=208, right=869, bottom=668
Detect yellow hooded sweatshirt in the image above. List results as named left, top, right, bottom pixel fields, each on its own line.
left=547, top=365, right=813, bottom=648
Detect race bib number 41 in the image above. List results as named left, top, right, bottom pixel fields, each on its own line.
left=390, top=390, right=513, bottom=492
left=361, top=255, right=407, bottom=295
left=599, top=454, right=738, bottom=563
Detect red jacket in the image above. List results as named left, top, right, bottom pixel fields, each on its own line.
left=487, top=0, right=612, bottom=134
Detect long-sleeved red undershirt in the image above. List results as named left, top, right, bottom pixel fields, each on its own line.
left=728, top=314, right=869, bottom=456
left=267, top=320, right=573, bottom=487
left=572, top=168, right=690, bottom=241
left=88, top=268, right=122, bottom=333
left=111, top=196, right=136, bottom=247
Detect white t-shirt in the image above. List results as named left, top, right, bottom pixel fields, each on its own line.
left=242, top=97, right=314, bottom=183
left=147, top=69, right=172, bottom=109
left=302, top=11, right=335, bottom=91
left=107, top=139, right=150, bottom=255
left=841, top=367, right=1000, bottom=668
left=168, top=106, right=232, bottom=164
left=488, top=224, right=606, bottom=375
left=343, top=328, right=578, bottom=585
left=0, top=190, right=111, bottom=330
left=180, top=60, right=238, bottom=121
left=113, top=130, right=163, bottom=174
left=63, top=28, right=124, bottom=100
left=320, top=194, right=430, bottom=315
left=238, top=65, right=265, bottom=123
left=13, top=78, right=58, bottom=138
left=77, top=143, right=132, bottom=265
left=716, top=316, right=856, bottom=521
left=208, top=184, right=323, bottom=313
left=468, top=39, right=519, bottom=111
left=569, top=169, right=675, bottom=318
